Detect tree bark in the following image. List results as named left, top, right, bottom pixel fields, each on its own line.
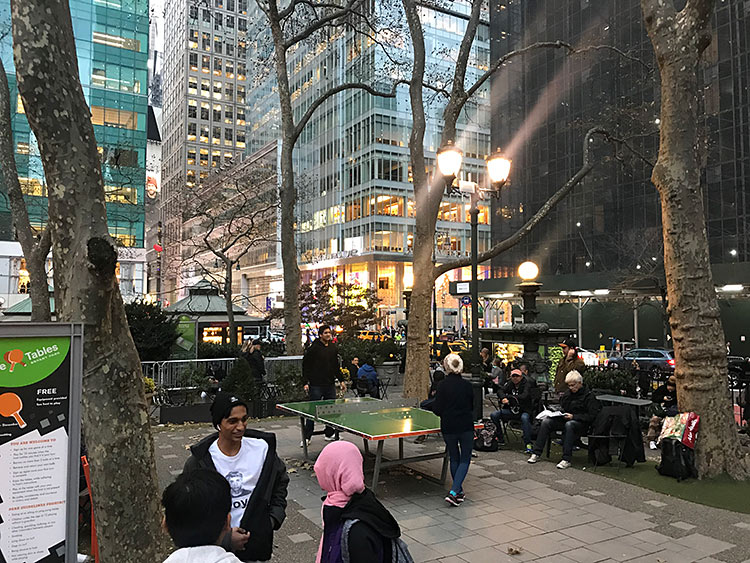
left=641, top=0, right=750, bottom=478
left=267, top=0, right=303, bottom=355
left=225, top=261, right=236, bottom=345
left=0, top=58, right=52, bottom=321
left=11, top=0, right=170, bottom=557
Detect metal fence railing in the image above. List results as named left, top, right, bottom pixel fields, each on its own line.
left=264, top=355, right=303, bottom=383
left=141, top=358, right=236, bottom=388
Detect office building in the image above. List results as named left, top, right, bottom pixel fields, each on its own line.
left=0, top=0, right=150, bottom=308
left=248, top=2, right=495, bottom=327
left=161, top=0, right=251, bottom=300
left=489, top=0, right=748, bottom=278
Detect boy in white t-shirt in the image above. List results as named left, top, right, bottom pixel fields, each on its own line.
left=162, top=468, right=243, bottom=563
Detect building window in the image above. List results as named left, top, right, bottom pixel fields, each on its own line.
left=237, top=38, right=246, bottom=57
left=187, top=123, right=197, bottom=141
left=188, top=100, right=197, bottom=118
left=200, top=125, right=209, bottom=144
left=238, top=0, right=247, bottom=14
left=238, top=18, right=247, bottom=31
left=92, top=31, right=141, bottom=52
left=226, top=15, right=234, bottom=28
left=212, top=126, right=221, bottom=145
left=213, top=57, right=222, bottom=76
left=200, top=148, right=209, bottom=166
left=187, top=170, right=196, bottom=187
left=215, top=0, right=223, bottom=7
left=189, top=52, right=198, bottom=71
left=224, top=128, right=233, bottom=145
left=237, top=62, right=246, bottom=80
left=214, top=36, right=222, bottom=53
left=224, top=106, right=233, bottom=124
left=202, top=32, right=211, bottom=50
left=202, top=55, right=210, bottom=73
left=213, top=103, right=222, bottom=121
left=237, top=85, right=245, bottom=103
left=200, top=101, right=209, bottom=120
left=202, top=9, right=211, bottom=22
left=189, top=6, right=198, bottom=19
left=225, top=60, right=234, bottom=78
left=16, top=142, right=30, bottom=155
left=189, top=29, right=199, bottom=48
left=187, top=149, right=197, bottom=166
left=225, top=41, right=234, bottom=57
left=91, top=106, right=138, bottom=130
left=236, top=107, right=245, bottom=125
left=16, top=95, right=24, bottom=114
left=212, top=149, right=221, bottom=167
left=188, top=77, right=198, bottom=95
left=236, top=131, right=245, bottom=149
left=214, top=12, right=222, bottom=30
left=201, top=79, right=211, bottom=97
left=213, top=81, right=222, bottom=99
left=225, top=83, right=234, bottom=101
left=227, top=0, right=235, bottom=10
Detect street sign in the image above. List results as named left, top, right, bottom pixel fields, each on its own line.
left=460, top=296, right=472, bottom=306
left=456, top=282, right=470, bottom=294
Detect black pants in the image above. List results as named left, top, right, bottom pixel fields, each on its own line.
left=304, top=385, right=338, bottom=439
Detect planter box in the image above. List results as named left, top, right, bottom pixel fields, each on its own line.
left=159, top=403, right=211, bottom=424
left=376, top=361, right=402, bottom=386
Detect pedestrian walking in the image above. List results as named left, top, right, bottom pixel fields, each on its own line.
left=183, top=393, right=289, bottom=562
left=314, top=441, right=414, bottom=563
left=302, top=325, right=342, bottom=446
left=432, top=353, right=474, bottom=507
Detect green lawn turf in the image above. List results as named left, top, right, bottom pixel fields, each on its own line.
left=532, top=440, right=750, bottom=514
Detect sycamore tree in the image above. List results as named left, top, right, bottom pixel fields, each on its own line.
left=11, top=0, right=168, bottom=559
left=640, top=0, right=750, bottom=478
left=181, top=160, right=278, bottom=341
left=397, top=0, right=648, bottom=399
left=0, top=58, right=51, bottom=320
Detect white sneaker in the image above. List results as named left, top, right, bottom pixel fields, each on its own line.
left=556, top=460, right=571, bottom=469
left=649, top=441, right=657, bottom=450
left=324, top=436, right=337, bottom=442
left=299, top=439, right=310, bottom=448
left=527, top=454, right=540, bottom=464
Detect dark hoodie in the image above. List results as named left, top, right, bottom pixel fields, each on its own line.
left=183, top=429, right=289, bottom=562
left=303, top=338, right=340, bottom=387
left=321, top=489, right=401, bottom=563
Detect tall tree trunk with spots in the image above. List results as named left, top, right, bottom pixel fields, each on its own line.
left=641, top=0, right=750, bottom=478
left=11, top=0, right=170, bottom=557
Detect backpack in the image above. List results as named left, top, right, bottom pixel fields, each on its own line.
left=340, top=519, right=415, bottom=563
left=473, top=418, right=499, bottom=452
left=656, top=438, right=697, bottom=481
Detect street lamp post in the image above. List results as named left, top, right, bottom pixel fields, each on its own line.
left=437, top=144, right=511, bottom=421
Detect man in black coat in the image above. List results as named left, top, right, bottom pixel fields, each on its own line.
left=183, top=393, right=289, bottom=562
left=528, top=370, right=600, bottom=469
left=301, top=325, right=341, bottom=444
left=489, top=369, right=534, bottom=451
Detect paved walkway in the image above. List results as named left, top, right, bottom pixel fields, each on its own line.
left=152, top=396, right=750, bottom=563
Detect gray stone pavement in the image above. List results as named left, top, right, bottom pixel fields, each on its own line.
left=152, top=394, right=750, bottom=563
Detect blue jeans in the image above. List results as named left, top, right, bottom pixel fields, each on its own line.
left=532, top=417, right=587, bottom=461
left=490, top=409, right=533, bottom=445
left=442, top=430, right=474, bottom=494
left=304, top=385, right=338, bottom=439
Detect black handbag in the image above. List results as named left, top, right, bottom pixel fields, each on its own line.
left=656, top=438, right=697, bottom=481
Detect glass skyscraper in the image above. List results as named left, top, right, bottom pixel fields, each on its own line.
left=0, top=0, right=149, bottom=248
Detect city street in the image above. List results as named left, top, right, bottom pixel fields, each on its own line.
left=153, top=406, right=750, bottom=563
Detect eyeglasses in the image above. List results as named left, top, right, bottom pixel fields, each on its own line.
left=511, top=374, right=523, bottom=378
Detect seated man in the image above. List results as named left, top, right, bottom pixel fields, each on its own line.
left=528, top=370, right=600, bottom=469
left=490, top=369, right=534, bottom=453
left=357, top=358, right=380, bottom=398
left=647, top=375, right=678, bottom=449
left=161, top=468, right=243, bottom=563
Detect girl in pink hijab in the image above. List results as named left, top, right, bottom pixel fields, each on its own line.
left=314, top=441, right=413, bottom=563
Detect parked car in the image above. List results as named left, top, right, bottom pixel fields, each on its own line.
left=605, top=348, right=675, bottom=375
left=728, top=355, right=750, bottom=388
left=357, top=330, right=390, bottom=341
left=447, top=341, right=468, bottom=353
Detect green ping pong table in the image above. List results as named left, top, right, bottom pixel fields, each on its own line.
left=277, top=397, right=454, bottom=492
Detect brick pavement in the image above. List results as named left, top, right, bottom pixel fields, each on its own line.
left=153, top=401, right=750, bottom=563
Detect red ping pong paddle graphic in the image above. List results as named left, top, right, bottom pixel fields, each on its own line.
left=3, top=349, right=26, bottom=372
left=0, top=392, right=27, bottom=428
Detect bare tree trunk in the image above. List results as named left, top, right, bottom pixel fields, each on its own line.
left=225, top=261, right=236, bottom=345
left=641, top=0, right=750, bottom=478
left=0, top=58, right=52, bottom=321
left=264, top=1, right=303, bottom=355
left=11, top=0, right=170, bottom=557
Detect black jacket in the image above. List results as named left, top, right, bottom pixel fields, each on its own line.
left=321, top=489, right=401, bottom=563
left=588, top=405, right=646, bottom=467
left=652, top=384, right=677, bottom=410
left=433, top=373, right=474, bottom=434
left=303, top=339, right=340, bottom=387
left=560, top=385, right=601, bottom=425
left=245, top=349, right=265, bottom=380
left=498, top=377, right=533, bottom=414
left=183, top=429, right=289, bottom=562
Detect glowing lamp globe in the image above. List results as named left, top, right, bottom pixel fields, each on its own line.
left=518, top=261, right=539, bottom=281
left=436, top=141, right=463, bottom=178
left=487, top=149, right=511, bottom=184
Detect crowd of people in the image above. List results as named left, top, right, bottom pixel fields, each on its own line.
left=161, top=331, right=686, bottom=562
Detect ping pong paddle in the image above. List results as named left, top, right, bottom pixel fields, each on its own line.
left=3, top=349, right=26, bottom=372
left=0, top=392, right=27, bottom=428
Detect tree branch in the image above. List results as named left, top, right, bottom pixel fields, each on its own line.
left=433, top=128, right=608, bottom=277
left=283, top=0, right=363, bottom=49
